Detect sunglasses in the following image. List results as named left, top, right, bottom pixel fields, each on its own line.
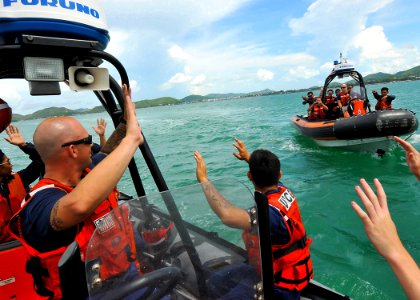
left=0, top=159, right=11, bottom=166
left=61, top=135, right=93, bottom=147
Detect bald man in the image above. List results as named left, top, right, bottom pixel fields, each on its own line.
left=8, top=85, right=143, bottom=299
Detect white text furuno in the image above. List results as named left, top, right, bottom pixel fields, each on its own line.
left=2, top=0, right=100, bottom=19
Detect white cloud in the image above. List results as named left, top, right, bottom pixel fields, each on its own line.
left=352, top=26, right=420, bottom=73
left=169, top=45, right=190, bottom=61
left=106, top=29, right=133, bottom=57
left=257, top=69, right=274, bottom=81
left=288, top=0, right=394, bottom=51
left=287, top=66, right=320, bottom=80
left=190, top=74, right=206, bottom=85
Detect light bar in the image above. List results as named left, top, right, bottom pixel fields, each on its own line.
left=24, top=57, right=65, bottom=81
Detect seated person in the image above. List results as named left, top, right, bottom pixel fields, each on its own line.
left=338, top=84, right=351, bottom=116
left=308, top=98, right=328, bottom=120
left=372, top=87, right=395, bottom=110
left=325, top=89, right=339, bottom=119
left=348, top=84, right=360, bottom=98
left=0, top=124, right=44, bottom=243
left=302, top=91, right=316, bottom=106
left=335, top=88, right=341, bottom=99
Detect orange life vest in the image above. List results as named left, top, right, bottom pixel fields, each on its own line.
left=339, top=93, right=350, bottom=106
left=325, top=95, right=336, bottom=104
left=8, top=173, right=138, bottom=299
left=351, top=99, right=367, bottom=115
left=0, top=173, right=26, bottom=243
left=242, top=186, right=313, bottom=291
left=309, top=105, right=326, bottom=120
left=375, top=99, right=392, bottom=110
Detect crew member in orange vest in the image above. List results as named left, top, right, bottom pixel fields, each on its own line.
left=8, top=85, right=144, bottom=299
left=372, top=87, right=395, bottom=110
left=308, top=98, right=328, bottom=120
left=194, top=138, right=313, bottom=300
left=0, top=124, right=44, bottom=243
left=338, top=84, right=351, bottom=117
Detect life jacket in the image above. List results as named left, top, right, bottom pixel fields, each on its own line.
left=242, top=186, right=313, bottom=291
left=325, top=95, right=336, bottom=105
left=0, top=173, right=26, bottom=243
left=8, top=172, right=138, bottom=299
left=339, top=93, right=350, bottom=106
left=375, top=99, right=392, bottom=110
left=309, top=105, right=326, bottom=120
left=351, top=99, right=367, bottom=116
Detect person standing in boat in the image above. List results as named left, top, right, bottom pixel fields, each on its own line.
left=307, top=97, right=329, bottom=120
left=0, top=124, right=44, bottom=243
left=372, top=87, right=395, bottom=110
left=8, top=85, right=144, bottom=299
left=194, top=138, right=313, bottom=300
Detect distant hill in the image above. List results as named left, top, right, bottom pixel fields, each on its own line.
left=363, top=65, right=420, bottom=83
left=11, top=65, right=420, bottom=121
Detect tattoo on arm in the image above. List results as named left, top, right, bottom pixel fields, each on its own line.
left=100, top=123, right=126, bottom=154
left=50, top=200, right=66, bottom=231
left=203, top=182, right=233, bottom=212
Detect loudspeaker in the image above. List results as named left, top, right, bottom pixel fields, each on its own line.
left=68, top=67, right=109, bottom=91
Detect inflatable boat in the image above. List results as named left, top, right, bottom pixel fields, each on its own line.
left=291, top=109, right=418, bottom=149
left=0, top=3, right=350, bottom=299
left=291, top=55, right=418, bottom=152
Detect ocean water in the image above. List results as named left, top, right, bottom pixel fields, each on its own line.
left=3, top=80, right=420, bottom=299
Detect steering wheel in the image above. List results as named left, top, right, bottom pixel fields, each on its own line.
left=101, top=266, right=182, bottom=300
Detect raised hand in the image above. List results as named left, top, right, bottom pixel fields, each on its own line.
left=4, top=124, right=26, bottom=146
left=233, top=138, right=250, bottom=162
left=394, top=136, right=420, bottom=181
left=122, top=84, right=143, bottom=146
left=194, top=150, right=208, bottom=183
left=352, top=178, right=401, bottom=258
left=92, top=118, right=107, bottom=137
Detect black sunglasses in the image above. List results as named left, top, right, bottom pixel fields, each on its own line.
left=61, top=135, right=93, bottom=147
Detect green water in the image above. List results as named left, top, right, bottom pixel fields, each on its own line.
left=3, top=80, right=420, bottom=299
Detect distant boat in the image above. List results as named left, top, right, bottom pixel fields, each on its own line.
left=291, top=54, right=418, bottom=153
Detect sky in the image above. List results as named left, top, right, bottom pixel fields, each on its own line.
left=2, top=0, right=420, bottom=114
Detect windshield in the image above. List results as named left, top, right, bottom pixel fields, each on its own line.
left=85, top=178, right=262, bottom=300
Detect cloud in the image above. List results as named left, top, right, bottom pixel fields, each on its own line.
left=257, top=69, right=274, bottom=81
left=169, top=45, right=191, bottom=61
left=351, top=26, right=420, bottom=73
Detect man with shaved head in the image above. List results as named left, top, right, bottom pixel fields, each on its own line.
left=9, top=85, right=143, bottom=299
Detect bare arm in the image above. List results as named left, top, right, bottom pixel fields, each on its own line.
left=50, top=84, right=144, bottom=230
left=352, top=178, right=420, bottom=299
left=394, top=136, right=420, bottom=181
left=194, top=151, right=250, bottom=230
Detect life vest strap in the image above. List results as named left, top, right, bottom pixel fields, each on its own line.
left=273, top=235, right=307, bottom=259
left=26, top=256, right=54, bottom=297
left=273, top=256, right=313, bottom=285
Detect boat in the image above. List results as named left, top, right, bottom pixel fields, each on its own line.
left=0, top=2, right=350, bottom=299
left=291, top=54, right=418, bottom=153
